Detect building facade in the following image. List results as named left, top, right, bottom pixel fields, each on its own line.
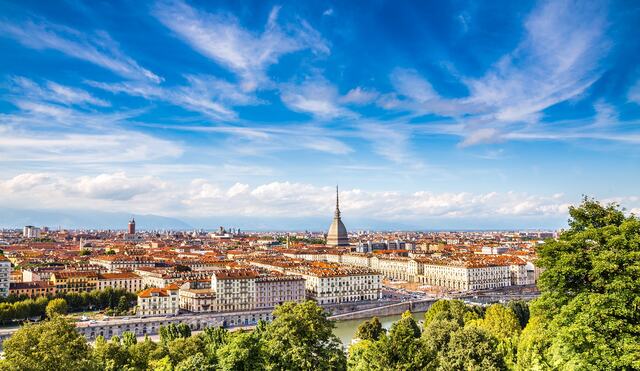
left=97, top=272, right=143, bottom=293
left=0, top=256, right=11, bottom=297
left=211, top=269, right=258, bottom=312
left=136, top=285, right=179, bottom=317
left=255, top=275, right=306, bottom=309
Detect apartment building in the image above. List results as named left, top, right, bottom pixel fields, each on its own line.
left=291, top=265, right=382, bottom=305
left=90, top=255, right=156, bottom=272
left=411, top=256, right=512, bottom=291
left=0, top=256, right=11, bottom=297
left=370, top=256, right=411, bottom=281
left=49, top=271, right=98, bottom=293
left=96, top=272, right=143, bottom=293
left=255, top=275, right=306, bottom=309
left=179, top=287, right=216, bottom=313
left=211, top=269, right=259, bottom=312
left=9, top=281, right=56, bottom=297
left=136, top=284, right=179, bottom=317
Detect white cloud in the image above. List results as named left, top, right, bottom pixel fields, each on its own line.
left=8, top=77, right=109, bottom=107
left=280, top=77, right=352, bottom=119
left=340, top=87, right=379, bottom=105
left=323, top=8, right=334, bottom=16
left=382, top=0, right=612, bottom=147
left=73, top=172, right=162, bottom=200
left=88, top=74, right=258, bottom=120
left=1, top=176, right=610, bottom=222
left=0, top=128, right=183, bottom=164
left=0, top=172, right=162, bottom=203
left=153, top=1, right=329, bottom=91
left=0, top=20, right=160, bottom=82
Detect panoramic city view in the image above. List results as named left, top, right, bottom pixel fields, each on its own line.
left=0, top=0, right=639, bottom=370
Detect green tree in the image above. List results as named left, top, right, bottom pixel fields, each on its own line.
left=122, top=331, right=137, bottom=347
left=439, top=325, right=506, bottom=371
left=45, top=298, right=67, bottom=318
left=420, top=318, right=461, bottom=369
left=423, top=299, right=478, bottom=328
left=478, top=304, right=521, bottom=341
left=354, top=316, right=385, bottom=341
left=385, top=311, right=427, bottom=369
left=216, top=332, right=264, bottom=370
left=127, top=336, right=159, bottom=370
left=165, top=336, right=205, bottom=366
left=116, top=295, right=129, bottom=315
left=175, top=353, right=215, bottom=371
left=1, top=317, right=95, bottom=370
left=263, top=301, right=346, bottom=371
left=160, top=323, right=191, bottom=344
left=529, top=198, right=640, bottom=369
left=507, top=300, right=530, bottom=329
left=93, top=335, right=128, bottom=371
left=516, top=316, right=552, bottom=370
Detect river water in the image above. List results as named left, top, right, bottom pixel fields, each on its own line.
left=332, top=311, right=426, bottom=345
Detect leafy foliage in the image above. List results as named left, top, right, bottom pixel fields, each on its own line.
left=45, top=298, right=67, bottom=318
left=522, top=198, right=640, bottom=369
left=263, top=300, right=346, bottom=371
left=354, top=316, right=384, bottom=341
left=0, top=317, right=95, bottom=371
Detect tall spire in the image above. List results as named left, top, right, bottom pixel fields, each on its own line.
left=335, top=185, right=341, bottom=218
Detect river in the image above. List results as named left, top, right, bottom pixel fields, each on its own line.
left=332, top=311, right=426, bottom=345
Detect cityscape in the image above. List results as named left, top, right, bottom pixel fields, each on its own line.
left=0, top=0, right=639, bottom=370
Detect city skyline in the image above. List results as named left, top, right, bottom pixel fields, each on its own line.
left=1, top=0, right=640, bottom=229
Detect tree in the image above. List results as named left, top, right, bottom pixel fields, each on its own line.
left=175, top=353, right=215, bottom=371
left=263, top=301, right=346, bottom=371
left=420, top=318, right=461, bottom=369
left=45, top=298, right=68, bottom=318
left=122, top=331, right=137, bottom=347
left=1, top=317, right=95, bottom=370
left=116, top=295, right=129, bottom=314
left=423, top=299, right=478, bottom=328
left=507, top=300, right=530, bottom=329
left=478, top=304, right=521, bottom=341
left=528, top=198, right=640, bottom=369
left=165, top=336, right=205, bottom=366
left=160, top=323, right=191, bottom=344
left=385, top=311, right=427, bottom=369
left=354, top=316, right=384, bottom=341
left=216, top=332, right=265, bottom=370
left=439, top=325, right=506, bottom=371
left=516, top=316, right=552, bottom=370
left=127, top=336, right=159, bottom=370
left=93, top=335, right=128, bottom=371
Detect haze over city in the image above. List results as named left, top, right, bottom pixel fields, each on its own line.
left=1, top=0, right=639, bottom=230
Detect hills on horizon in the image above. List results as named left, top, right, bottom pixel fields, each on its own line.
left=0, top=208, right=565, bottom=232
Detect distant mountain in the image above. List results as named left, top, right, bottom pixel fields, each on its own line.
left=0, top=208, right=192, bottom=230
left=0, top=208, right=565, bottom=231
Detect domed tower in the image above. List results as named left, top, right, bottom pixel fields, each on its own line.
left=327, top=186, right=349, bottom=246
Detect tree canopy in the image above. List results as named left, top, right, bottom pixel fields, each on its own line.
left=522, top=198, right=640, bottom=369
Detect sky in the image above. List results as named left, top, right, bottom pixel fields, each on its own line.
left=1, top=0, right=640, bottom=230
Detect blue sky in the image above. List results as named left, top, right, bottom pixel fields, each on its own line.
left=0, top=0, right=639, bottom=230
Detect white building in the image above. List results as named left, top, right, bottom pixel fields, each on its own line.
left=411, top=256, right=512, bottom=291
left=136, top=285, right=179, bottom=317
left=292, top=266, right=382, bottom=305
left=23, top=226, right=41, bottom=239
left=96, top=272, right=143, bottom=293
left=211, top=269, right=258, bottom=312
left=255, top=275, right=306, bottom=309
left=0, top=256, right=11, bottom=297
